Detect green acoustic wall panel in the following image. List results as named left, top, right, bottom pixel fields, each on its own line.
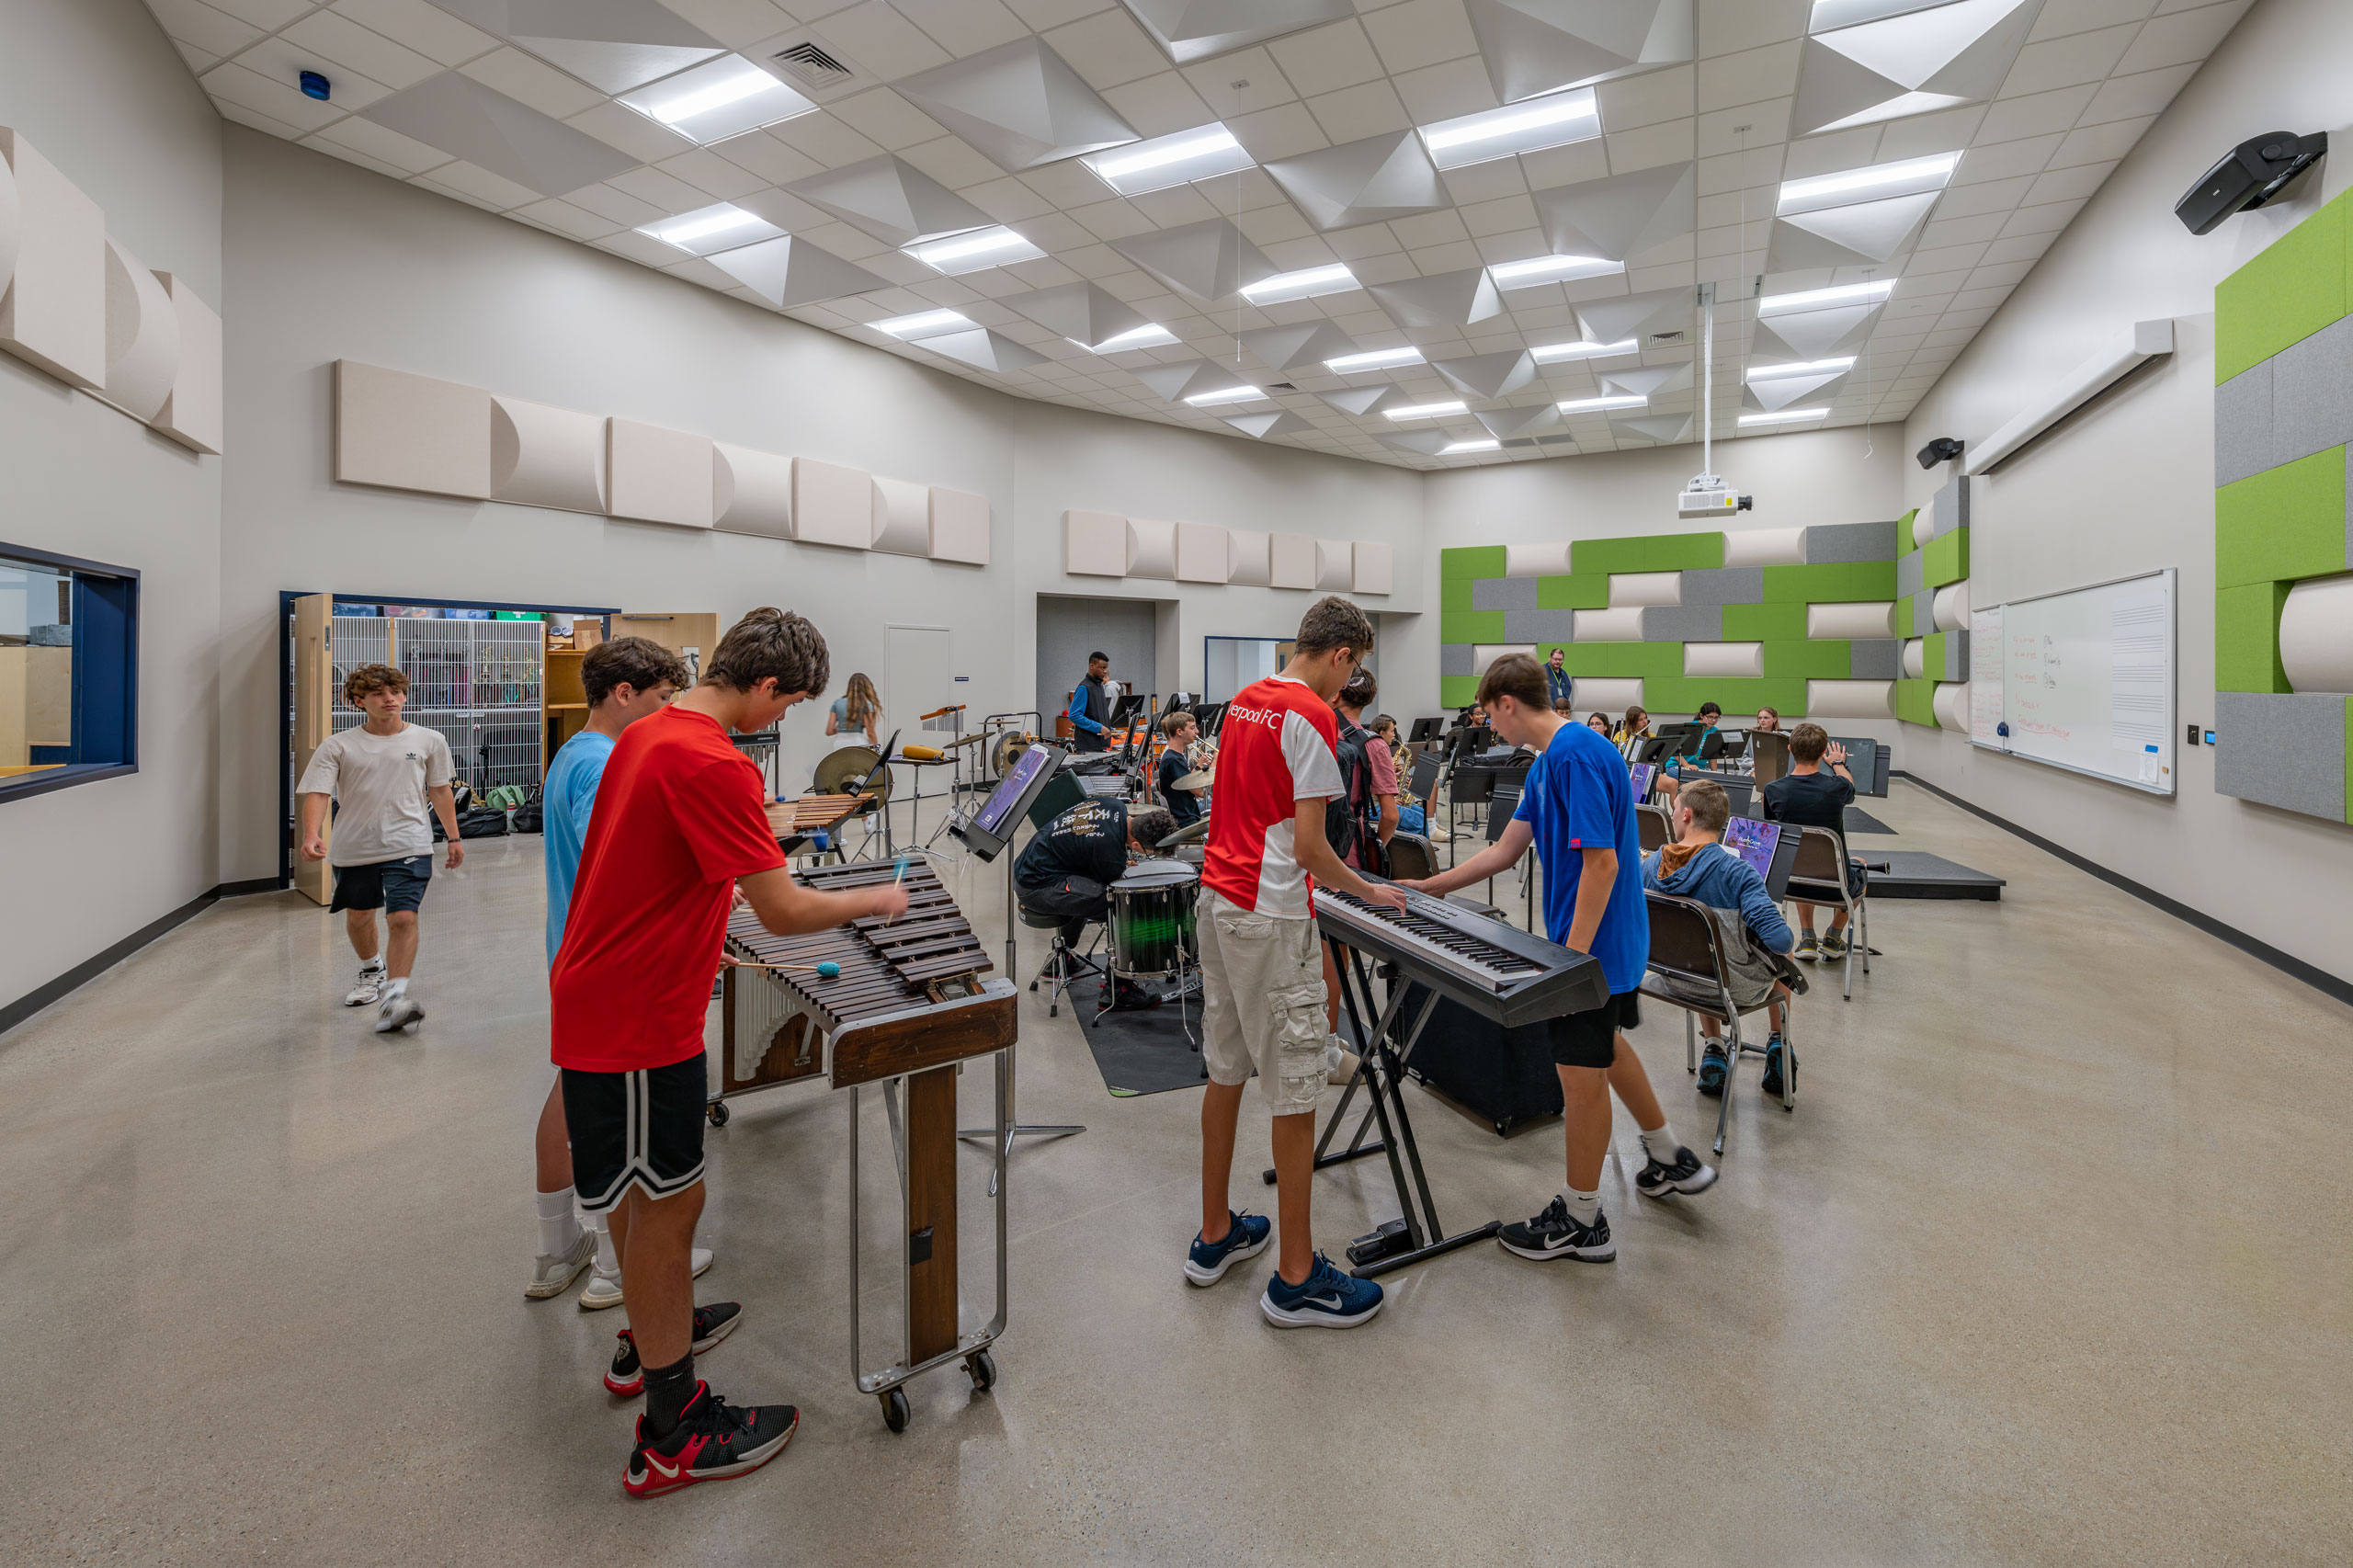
left=2214, top=581, right=2295, bottom=693
left=1894, top=677, right=1936, bottom=726
left=1443, top=546, right=1507, bottom=579
left=1625, top=641, right=1685, bottom=678
left=1442, top=576, right=1477, bottom=614
left=1537, top=574, right=1610, bottom=608
left=2216, top=446, right=2347, bottom=585
left=1441, top=608, right=1506, bottom=643
left=1572, top=537, right=1650, bottom=574
left=1722, top=601, right=1809, bottom=639
left=1651, top=532, right=1727, bottom=570
left=1922, top=526, right=1970, bottom=588
left=1560, top=642, right=1619, bottom=676
left=1894, top=596, right=1915, bottom=638
left=1763, top=640, right=1851, bottom=678
left=2216, top=189, right=2348, bottom=383
left=1440, top=675, right=1481, bottom=707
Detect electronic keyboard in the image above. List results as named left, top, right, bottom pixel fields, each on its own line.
left=1315, top=880, right=1608, bottom=1028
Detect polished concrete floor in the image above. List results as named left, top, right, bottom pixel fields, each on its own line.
left=4, top=783, right=2348, bottom=1566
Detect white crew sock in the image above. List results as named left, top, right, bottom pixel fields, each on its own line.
left=536, top=1187, right=580, bottom=1257
left=358, top=957, right=384, bottom=975
left=383, top=976, right=409, bottom=998
left=579, top=1203, right=620, bottom=1278
left=1639, top=1123, right=1683, bottom=1164
left=1563, top=1187, right=1601, bottom=1228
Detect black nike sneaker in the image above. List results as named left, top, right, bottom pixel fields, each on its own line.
left=623, top=1382, right=797, bottom=1499
left=606, top=1303, right=743, bottom=1396
left=1636, top=1145, right=1719, bottom=1199
left=1496, top=1196, right=1614, bottom=1262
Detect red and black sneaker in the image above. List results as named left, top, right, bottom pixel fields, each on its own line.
left=623, top=1382, right=798, bottom=1499
left=604, top=1303, right=744, bottom=1396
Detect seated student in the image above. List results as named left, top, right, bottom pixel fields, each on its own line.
left=1368, top=714, right=1400, bottom=753
left=1642, top=780, right=1799, bottom=1098
left=1014, top=797, right=1177, bottom=1006
left=1752, top=705, right=1781, bottom=736
left=1761, top=722, right=1866, bottom=962
left=1586, top=711, right=1614, bottom=735
left=1155, top=710, right=1206, bottom=827
left=1654, top=701, right=1726, bottom=808
left=1612, top=706, right=1653, bottom=760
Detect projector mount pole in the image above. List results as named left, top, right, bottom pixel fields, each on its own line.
left=1690, top=280, right=1718, bottom=494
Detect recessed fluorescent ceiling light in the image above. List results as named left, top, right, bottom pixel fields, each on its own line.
left=1418, top=87, right=1599, bottom=171
left=1741, top=408, right=1834, bottom=426
left=1082, top=124, right=1255, bottom=196
left=1778, top=152, right=1959, bottom=215
left=904, top=225, right=1046, bottom=275
left=1530, top=337, right=1636, bottom=363
left=1557, top=394, right=1648, bottom=412
left=1385, top=400, right=1468, bottom=420
left=1082, top=324, right=1179, bottom=352
left=1747, top=356, right=1858, bottom=380
left=618, top=56, right=816, bottom=145
left=1240, top=264, right=1358, bottom=304
left=871, top=309, right=976, bottom=340
left=1443, top=437, right=1502, bottom=454
left=639, top=202, right=783, bottom=256
left=1324, top=347, right=1426, bottom=372
left=1758, top=279, right=1898, bottom=313
left=1184, top=384, right=1266, bottom=406
left=1488, top=254, right=1624, bottom=289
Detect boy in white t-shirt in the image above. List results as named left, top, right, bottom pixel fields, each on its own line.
left=297, top=663, right=462, bottom=1033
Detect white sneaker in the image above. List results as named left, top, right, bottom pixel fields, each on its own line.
left=578, top=1246, right=713, bottom=1311
left=344, top=966, right=385, bottom=1006
left=375, top=994, right=425, bottom=1033
left=525, top=1230, right=597, bottom=1299
left=1324, top=1036, right=1361, bottom=1086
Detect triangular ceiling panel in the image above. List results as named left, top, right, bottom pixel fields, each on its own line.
left=892, top=37, right=1139, bottom=175
left=784, top=154, right=993, bottom=247
left=1751, top=300, right=1887, bottom=359
left=1612, top=412, right=1694, bottom=443
left=1744, top=370, right=1847, bottom=412
left=1766, top=189, right=1938, bottom=268
left=1534, top=162, right=1696, bottom=264
left=1117, top=0, right=1357, bottom=65
left=1476, top=404, right=1565, bottom=439
left=1370, top=267, right=1504, bottom=331
left=1224, top=410, right=1315, bottom=439
left=1573, top=286, right=1692, bottom=347
left=1791, top=0, right=2041, bottom=137
left=430, top=0, right=723, bottom=94
left=1432, top=350, right=1537, bottom=399
left=1002, top=282, right=1149, bottom=349
left=1241, top=321, right=1357, bottom=370
left=1132, top=358, right=1254, bottom=402
left=1599, top=361, right=1692, bottom=398
left=1264, top=132, right=1449, bottom=232
left=1316, top=385, right=1404, bottom=416
left=1111, top=219, right=1277, bottom=303
left=919, top=328, right=1047, bottom=374
left=1377, top=428, right=1452, bottom=456
left=360, top=72, right=636, bottom=197
left=1464, top=0, right=1693, bottom=103
left=706, top=234, right=887, bottom=309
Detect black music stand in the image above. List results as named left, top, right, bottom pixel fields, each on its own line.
left=949, top=743, right=1083, bottom=1187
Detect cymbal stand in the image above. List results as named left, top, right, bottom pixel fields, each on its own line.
left=958, top=830, right=1084, bottom=1196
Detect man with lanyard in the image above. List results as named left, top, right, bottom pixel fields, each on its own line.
left=1066, top=651, right=1115, bottom=754
left=1544, top=646, right=1572, bottom=709
left=1402, top=653, right=1715, bottom=1263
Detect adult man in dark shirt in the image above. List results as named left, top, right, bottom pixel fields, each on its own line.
left=1155, top=710, right=1205, bottom=827
left=1066, top=652, right=1115, bottom=753
left=1761, top=722, right=1865, bottom=962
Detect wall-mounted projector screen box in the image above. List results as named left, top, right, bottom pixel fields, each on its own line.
left=1972, top=569, right=2176, bottom=795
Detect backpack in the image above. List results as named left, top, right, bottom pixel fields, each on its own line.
left=1324, top=713, right=1379, bottom=870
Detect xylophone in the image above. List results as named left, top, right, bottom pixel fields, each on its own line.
left=765, top=791, right=872, bottom=858
left=716, top=858, right=1016, bottom=1432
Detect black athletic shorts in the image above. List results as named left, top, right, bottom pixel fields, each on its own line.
left=330, top=854, right=432, bottom=914
left=562, top=1052, right=708, bottom=1213
left=1545, top=989, right=1641, bottom=1069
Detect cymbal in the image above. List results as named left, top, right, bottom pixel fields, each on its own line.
left=1172, top=768, right=1214, bottom=790
left=946, top=732, right=987, bottom=748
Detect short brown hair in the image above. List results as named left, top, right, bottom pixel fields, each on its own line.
left=1294, top=595, right=1374, bottom=659
left=1338, top=670, right=1378, bottom=710
left=343, top=663, right=407, bottom=707
left=703, top=608, right=829, bottom=698
left=1475, top=653, right=1547, bottom=712
left=1790, top=722, right=1829, bottom=762
left=1680, top=778, right=1731, bottom=834
left=1160, top=710, right=1196, bottom=738
left=583, top=636, right=688, bottom=707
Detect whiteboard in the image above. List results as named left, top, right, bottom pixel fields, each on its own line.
left=1970, top=569, right=2176, bottom=794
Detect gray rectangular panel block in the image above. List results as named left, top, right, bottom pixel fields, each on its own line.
left=1678, top=566, right=1765, bottom=606
left=1911, top=588, right=1936, bottom=634
left=2270, top=314, right=2353, bottom=471
left=1930, top=474, right=1969, bottom=538
left=1849, top=638, right=1901, bottom=679
left=2214, top=358, right=2276, bottom=488
left=1805, top=519, right=1898, bottom=562
left=1505, top=606, right=1577, bottom=642
left=1441, top=642, right=1476, bottom=677
left=1937, top=629, right=1969, bottom=682
left=1473, top=575, right=1539, bottom=612
left=1642, top=604, right=1722, bottom=642
left=1896, top=547, right=1924, bottom=597
left=2214, top=692, right=2347, bottom=821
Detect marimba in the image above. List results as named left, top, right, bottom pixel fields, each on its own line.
left=718, top=859, right=1017, bottom=1431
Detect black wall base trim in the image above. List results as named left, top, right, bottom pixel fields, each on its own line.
left=1895, top=770, right=2353, bottom=1009
left=0, top=879, right=278, bottom=1040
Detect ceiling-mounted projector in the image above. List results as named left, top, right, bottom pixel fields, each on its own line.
left=2176, top=131, right=2327, bottom=234
left=1677, top=483, right=1750, bottom=519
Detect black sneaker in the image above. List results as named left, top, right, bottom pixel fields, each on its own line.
left=1108, top=982, right=1163, bottom=1012
left=1496, top=1196, right=1614, bottom=1262
left=623, top=1381, right=797, bottom=1499
left=1696, top=1042, right=1728, bottom=1096
left=605, top=1303, right=744, bottom=1396
left=1760, top=1038, right=1795, bottom=1098
left=1636, top=1145, right=1719, bottom=1199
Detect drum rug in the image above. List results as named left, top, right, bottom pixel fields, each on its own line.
left=1076, top=978, right=1214, bottom=1097
left=1842, top=808, right=1897, bottom=835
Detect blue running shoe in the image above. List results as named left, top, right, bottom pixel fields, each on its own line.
left=1185, top=1210, right=1271, bottom=1286
left=1260, top=1252, right=1384, bottom=1329
left=1696, top=1042, right=1728, bottom=1097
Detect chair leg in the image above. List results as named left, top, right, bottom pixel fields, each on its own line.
left=1859, top=902, right=1871, bottom=976
left=1841, top=901, right=1855, bottom=1002
left=1712, top=1010, right=1739, bottom=1157
left=1779, top=1006, right=1797, bottom=1111
left=1685, top=1010, right=1696, bottom=1074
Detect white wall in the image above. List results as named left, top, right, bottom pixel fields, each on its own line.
left=1898, top=0, right=2353, bottom=983
left=0, top=0, right=223, bottom=1017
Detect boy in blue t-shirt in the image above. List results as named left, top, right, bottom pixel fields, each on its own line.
left=1402, top=654, right=1715, bottom=1264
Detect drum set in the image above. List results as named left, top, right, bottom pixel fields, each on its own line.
left=1103, top=857, right=1201, bottom=1037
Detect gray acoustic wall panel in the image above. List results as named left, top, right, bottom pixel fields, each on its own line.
left=1896, top=547, right=1924, bottom=597
left=1642, top=604, right=1721, bottom=641
left=1849, top=639, right=1901, bottom=679
left=2214, top=359, right=2275, bottom=489
left=1679, top=566, right=1764, bottom=606
left=1441, top=642, right=1477, bottom=677
left=2268, top=313, right=2353, bottom=469
left=1935, top=630, right=1969, bottom=682
left=1805, top=518, right=1899, bottom=563
left=1506, top=607, right=1578, bottom=643
left=1911, top=588, right=1936, bottom=635
left=1930, top=474, right=1969, bottom=538
left=2215, top=692, right=2348, bottom=820
left=1474, top=575, right=1540, bottom=612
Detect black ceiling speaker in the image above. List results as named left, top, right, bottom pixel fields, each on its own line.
left=1916, top=437, right=1964, bottom=470
left=2176, top=131, right=2328, bottom=235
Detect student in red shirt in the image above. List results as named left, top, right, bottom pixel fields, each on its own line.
left=550, top=608, right=907, bottom=1499
left=1185, top=597, right=1406, bottom=1329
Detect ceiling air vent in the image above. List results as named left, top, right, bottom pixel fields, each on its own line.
left=1649, top=329, right=1685, bottom=344
left=770, top=40, right=858, bottom=95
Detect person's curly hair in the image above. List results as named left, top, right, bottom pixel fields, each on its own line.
left=582, top=636, right=688, bottom=706
left=703, top=608, right=830, bottom=699
left=343, top=663, right=408, bottom=707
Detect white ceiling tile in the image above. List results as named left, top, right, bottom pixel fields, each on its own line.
left=2078, top=62, right=2198, bottom=122
left=1916, top=212, right=2008, bottom=249
left=1241, top=205, right=1321, bottom=247
left=1998, top=196, right=2086, bottom=235
left=1303, top=80, right=1412, bottom=142
left=171, top=36, right=225, bottom=75
left=895, top=134, right=1009, bottom=189
left=1179, top=49, right=1298, bottom=118
left=148, top=0, right=264, bottom=59
left=1873, top=105, right=1988, bottom=160
left=566, top=182, right=671, bottom=227
left=892, top=0, right=1032, bottom=55
left=2023, top=159, right=2118, bottom=204
left=1040, top=6, right=1169, bottom=88
left=1976, top=231, right=2054, bottom=265
left=2048, top=115, right=2154, bottom=168
left=459, top=48, right=606, bottom=119
left=1933, top=173, right=2038, bottom=218
left=1267, top=18, right=1388, bottom=97
left=568, top=101, right=699, bottom=164
left=1696, top=144, right=1781, bottom=196
left=824, top=87, right=950, bottom=151
left=1606, top=119, right=1698, bottom=172
left=1226, top=101, right=1332, bottom=161
left=421, top=158, right=541, bottom=210
left=657, top=148, right=769, bottom=199
left=1997, top=24, right=2139, bottom=97
left=820, top=2, right=956, bottom=77
left=1698, top=41, right=1800, bottom=111
left=961, top=175, right=1061, bottom=222
left=605, top=164, right=719, bottom=213
left=1438, top=157, right=1529, bottom=204
left=1098, top=71, right=1216, bottom=136
left=1597, top=64, right=1695, bottom=131
left=306, top=110, right=451, bottom=173
left=767, top=110, right=888, bottom=165
left=1324, top=223, right=1404, bottom=259
left=1698, top=98, right=1790, bottom=156
left=1068, top=198, right=1160, bottom=240
left=2028, top=0, right=2160, bottom=40
left=509, top=197, right=620, bottom=240
left=279, top=7, right=442, bottom=88
left=655, top=0, right=795, bottom=48
left=205, top=0, right=313, bottom=27
left=1975, top=85, right=2097, bottom=143
left=710, top=130, right=826, bottom=184
left=1360, top=0, right=1480, bottom=74
left=2116, top=0, right=2250, bottom=70
left=232, top=35, right=397, bottom=108
left=1955, top=132, right=2063, bottom=183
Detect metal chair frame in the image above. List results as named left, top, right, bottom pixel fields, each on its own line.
left=1784, top=824, right=1870, bottom=1001
left=1637, top=891, right=1798, bottom=1156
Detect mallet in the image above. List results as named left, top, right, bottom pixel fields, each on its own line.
left=733, top=959, right=842, bottom=979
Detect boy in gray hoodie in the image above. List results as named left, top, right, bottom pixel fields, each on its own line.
left=1641, top=779, right=1800, bottom=1098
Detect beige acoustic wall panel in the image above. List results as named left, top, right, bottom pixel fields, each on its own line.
left=1901, top=638, right=1926, bottom=678
left=927, top=486, right=989, bottom=566
left=1505, top=541, right=1571, bottom=577
left=1913, top=509, right=1935, bottom=548
left=1722, top=527, right=1806, bottom=567
left=1686, top=641, right=1764, bottom=677
left=1932, top=581, right=1970, bottom=631
left=1313, top=540, right=1352, bottom=592
left=1574, top=606, right=1647, bottom=641
left=870, top=476, right=930, bottom=556
left=0, top=131, right=106, bottom=388
left=711, top=443, right=793, bottom=539
left=151, top=273, right=220, bottom=454
left=1575, top=677, right=1645, bottom=711
left=607, top=418, right=714, bottom=528
left=0, top=142, right=17, bottom=297
left=1608, top=571, right=1681, bottom=608
left=1807, top=679, right=1894, bottom=719
left=1353, top=540, right=1392, bottom=596
left=1808, top=600, right=1894, bottom=639
left=2279, top=575, right=2353, bottom=693
left=1932, top=682, right=1970, bottom=732
left=334, top=360, right=492, bottom=498
left=1125, top=517, right=1177, bottom=580
left=1269, top=532, right=1316, bottom=590
left=1227, top=528, right=1271, bottom=586
left=1472, top=643, right=1537, bottom=672
left=98, top=237, right=176, bottom=423
left=795, top=458, right=873, bottom=550
left=1063, top=508, right=1125, bottom=575
left=1175, top=521, right=1230, bottom=583
left=491, top=396, right=606, bottom=514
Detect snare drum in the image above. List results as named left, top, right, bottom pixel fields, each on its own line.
left=1107, top=858, right=1199, bottom=979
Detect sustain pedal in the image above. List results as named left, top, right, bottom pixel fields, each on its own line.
left=1346, top=1218, right=1413, bottom=1268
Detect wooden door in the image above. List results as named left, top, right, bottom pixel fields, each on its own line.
left=292, top=593, right=334, bottom=904
left=614, top=612, right=722, bottom=688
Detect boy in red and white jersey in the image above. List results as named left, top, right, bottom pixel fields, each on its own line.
left=1186, top=597, right=1407, bottom=1329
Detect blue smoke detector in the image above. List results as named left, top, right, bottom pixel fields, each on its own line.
left=300, top=70, right=331, bottom=101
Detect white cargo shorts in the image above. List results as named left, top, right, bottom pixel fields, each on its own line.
left=1198, top=886, right=1328, bottom=1114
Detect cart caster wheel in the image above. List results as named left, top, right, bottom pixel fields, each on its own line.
left=707, top=1101, right=730, bottom=1128
left=1028, top=980, right=1038, bottom=992
left=1048, top=1003, right=1058, bottom=1017
left=881, top=1389, right=911, bottom=1432
left=965, top=1350, right=996, bottom=1392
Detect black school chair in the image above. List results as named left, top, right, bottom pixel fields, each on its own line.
left=1637, top=892, right=1804, bottom=1156
left=1785, top=825, right=1870, bottom=1000
left=1635, top=802, right=1673, bottom=854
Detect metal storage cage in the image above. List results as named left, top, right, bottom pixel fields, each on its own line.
left=301, top=613, right=545, bottom=796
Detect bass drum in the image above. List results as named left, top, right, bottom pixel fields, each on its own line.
left=1107, top=858, right=1199, bottom=980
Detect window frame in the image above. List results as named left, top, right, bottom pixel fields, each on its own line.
left=0, top=540, right=140, bottom=806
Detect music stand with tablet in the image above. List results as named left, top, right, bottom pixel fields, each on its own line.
left=1628, top=761, right=1657, bottom=802
left=1722, top=815, right=1802, bottom=902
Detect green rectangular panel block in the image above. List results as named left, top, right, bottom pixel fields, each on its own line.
left=2217, top=447, right=2347, bottom=586
left=1443, top=546, right=1507, bottom=580
left=1722, top=601, right=1809, bottom=640
left=1895, top=509, right=1920, bottom=557
left=1571, top=537, right=1648, bottom=575
left=2214, top=581, right=2294, bottom=693
left=1442, top=576, right=1477, bottom=614
left=1894, top=597, right=1915, bottom=639
left=1763, top=562, right=1897, bottom=603
left=1624, top=641, right=1685, bottom=678
left=1691, top=676, right=1767, bottom=710
left=1441, top=608, right=1506, bottom=643
left=1763, top=640, right=1851, bottom=678
left=1650, top=532, right=1726, bottom=571
left=1922, top=527, right=1970, bottom=588
left=1894, top=678, right=1937, bottom=726
left=1560, top=642, right=1620, bottom=676
left=1760, top=678, right=1808, bottom=717
left=1537, top=574, right=1610, bottom=608
left=2216, top=189, right=2348, bottom=382
left=1440, top=675, right=1482, bottom=707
